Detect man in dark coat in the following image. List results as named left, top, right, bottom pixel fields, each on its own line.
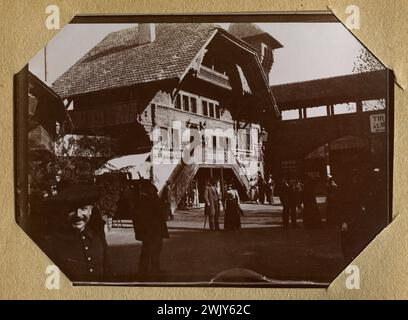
left=257, top=172, right=266, bottom=204
left=130, top=179, right=169, bottom=277
left=338, top=175, right=368, bottom=262
left=204, top=178, right=221, bottom=231
left=279, top=179, right=297, bottom=228
left=40, top=184, right=110, bottom=283
left=161, top=180, right=173, bottom=220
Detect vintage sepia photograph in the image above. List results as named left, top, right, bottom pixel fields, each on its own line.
left=14, top=15, right=392, bottom=286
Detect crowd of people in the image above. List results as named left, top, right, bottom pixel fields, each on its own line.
left=248, top=172, right=276, bottom=204
left=31, top=165, right=386, bottom=282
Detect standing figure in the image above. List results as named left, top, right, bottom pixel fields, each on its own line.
left=223, top=183, right=241, bottom=231
left=161, top=180, right=173, bottom=220
left=302, top=177, right=321, bottom=229
left=326, top=175, right=339, bottom=225
left=294, top=180, right=304, bottom=216
left=266, top=174, right=275, bottom=204
left=249, top=178, right=258, bottom=204
left=41, top=184, right=110, bottom=282
left=130, top=179, right=169, bottom=277
left=288, top=180, right=298, bottom=227
left=338, top=175, right=367, bottom=262
left=204, top=178, right=221, bottom=231
left=257, top=172, right=266, bottom=204
left=279, top=179, right=296, bottom=228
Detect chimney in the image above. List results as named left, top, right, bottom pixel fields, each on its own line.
left=138, top=23, right=156, bottom=45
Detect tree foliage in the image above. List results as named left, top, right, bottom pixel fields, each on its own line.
left=352, top=47, right=384, bottom=74
left=352, top=48, right=386, bottom=110
left=28, top=132, right=125, bottom=217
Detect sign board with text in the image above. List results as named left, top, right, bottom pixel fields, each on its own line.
left=370, top=113, right=386, bottom=133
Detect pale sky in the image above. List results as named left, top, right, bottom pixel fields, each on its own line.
left=29, top=22, right=366, bottom=87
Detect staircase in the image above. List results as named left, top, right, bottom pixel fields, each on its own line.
left=165, top=161, right=200, bottom=211
left=161, top=150, right=253, bottom=209
left=229, top=151, right=251, bottom=192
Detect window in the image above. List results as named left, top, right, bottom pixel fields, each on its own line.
left=209, top=102, right=214, bottom=118
left=246, top=130, right=251, bottom=151
left=183, top=95, right=190, bottom=112
left=212, top=136, right=217, bottom=149
left=171, top=128, right=180, bottom=150
left=202, top=101, right=208, bottom=116
left=225, top=137, right=230, bottom=150
left=215, top=104, right=220, bottom=119
left=159, top=127, right=168, bottom=148
left=261, top=43, right=273, bottom=71
left=175, top=94, right=181, bottom=109
left=238, top=130, right=251, bottom=150
left=261, top=43, right=268, bottom=61
left=191, top=97, right=197, bottom=113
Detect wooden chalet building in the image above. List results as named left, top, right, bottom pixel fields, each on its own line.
left=16, top=71, right=72, bottom=223
left=52, top=23, right=283, bottom=209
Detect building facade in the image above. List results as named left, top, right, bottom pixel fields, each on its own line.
left=52, top=23, right=282, bottom=208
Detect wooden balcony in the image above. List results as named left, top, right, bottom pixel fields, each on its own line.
left=152, top=145, right=260, bottom=170
left=197, top=65, right=232, bottom=90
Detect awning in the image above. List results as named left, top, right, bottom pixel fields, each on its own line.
left=95, top=152, right=151, bottom=179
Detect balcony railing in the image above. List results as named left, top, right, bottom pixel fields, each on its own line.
left=152, top=145, right=259, bottom=167
left=197, top=65, right=232, bottom=90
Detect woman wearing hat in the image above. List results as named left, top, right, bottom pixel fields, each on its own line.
left=39, top=184, right=110, bottom=282
left=223, top=183, right=241, bottom=231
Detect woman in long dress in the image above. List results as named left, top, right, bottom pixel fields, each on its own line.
left=249, top=178, right=258, bottom=203
left=224, top=184, right=241, bottom=231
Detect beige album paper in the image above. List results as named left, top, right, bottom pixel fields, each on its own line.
left=0, top=0, right=407, bottom=299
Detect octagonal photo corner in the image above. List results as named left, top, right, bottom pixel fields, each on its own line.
left=13, top=13, right=393, bottom=287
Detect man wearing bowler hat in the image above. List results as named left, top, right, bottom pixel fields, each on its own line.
left=40, top=184, right=110, bottom=282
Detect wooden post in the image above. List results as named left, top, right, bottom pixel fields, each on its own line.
left=15, top=66, right=29, bottom=222
left=327, top=104, right=334, bottom=116
left=356, top=100, right=363, bottom=113
left=220, top=167, right=225, bottom=200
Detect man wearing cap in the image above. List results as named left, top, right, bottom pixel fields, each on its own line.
left=40, top=184, right=110, bottom=282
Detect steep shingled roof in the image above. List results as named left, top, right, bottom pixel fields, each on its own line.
left=52, top=23, right=218, bottom=98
